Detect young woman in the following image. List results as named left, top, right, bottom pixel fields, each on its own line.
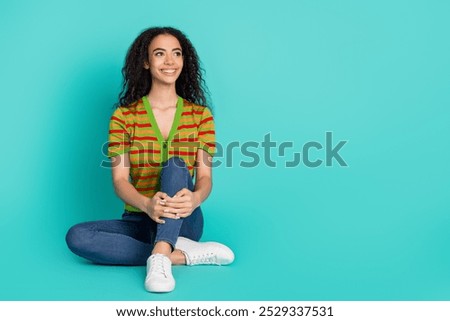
left=66, top=26, right=234, bottom=293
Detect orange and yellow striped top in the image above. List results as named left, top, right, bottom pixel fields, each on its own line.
left=108, top=96, right=215, bottom=212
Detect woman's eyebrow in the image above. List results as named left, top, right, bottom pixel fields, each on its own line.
left=152, top=47, right=182, bottom=52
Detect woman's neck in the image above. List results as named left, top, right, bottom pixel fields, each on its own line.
left=147, top=83, right=178, bottom=110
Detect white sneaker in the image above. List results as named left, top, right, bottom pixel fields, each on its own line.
left=175, top=237, right=235, bottom=266
left=144, top=254, right=175, bottom=292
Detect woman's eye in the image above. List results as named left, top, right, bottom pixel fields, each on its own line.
left=174, top=51, right=182, bottom=57
left=155, top=52, right=163, bottom=56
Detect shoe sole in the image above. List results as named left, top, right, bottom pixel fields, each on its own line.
left=145, top=281, right=175, bottom=293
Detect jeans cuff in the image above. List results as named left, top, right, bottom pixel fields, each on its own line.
left=154, top=237, right=176, bottom=250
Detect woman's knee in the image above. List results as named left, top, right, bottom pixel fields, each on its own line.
left=160, top=157, right=189, bottom=179
left=162, top=156, right=187, bottom=170
left=65, top=223, right=92, bottom=254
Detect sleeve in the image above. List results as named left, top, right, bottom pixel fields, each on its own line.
left=197, top=107, right=216, bottom=157
left=107, top=108, right=130, bottom=158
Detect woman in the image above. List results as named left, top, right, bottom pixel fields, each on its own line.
left=66, top=26, right=234, bottom=293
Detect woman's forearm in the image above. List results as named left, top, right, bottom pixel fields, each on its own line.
left=192, top=176, right=212, bottom=208
left=113, top=178, right=150, bottom=213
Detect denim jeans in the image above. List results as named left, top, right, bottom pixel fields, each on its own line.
left=65, top=157, right=203, bottom=265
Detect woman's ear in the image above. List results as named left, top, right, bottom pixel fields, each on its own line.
left=143, top=61, right=149, bottom=69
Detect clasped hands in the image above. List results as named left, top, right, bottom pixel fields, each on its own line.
left=146, top=188, right=200, bottom=224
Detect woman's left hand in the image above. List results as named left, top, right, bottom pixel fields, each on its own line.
left=159, top=188, right=200, bottom=218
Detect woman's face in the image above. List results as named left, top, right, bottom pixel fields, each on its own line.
left=145, top=34, right=184, bottom=86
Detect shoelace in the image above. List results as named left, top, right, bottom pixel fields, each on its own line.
left=149, top=255, right=168, bottom=277
left=190, top=252, right=217, bottom=265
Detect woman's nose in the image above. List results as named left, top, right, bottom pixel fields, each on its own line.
left=164, top=56, right=174, bottom=65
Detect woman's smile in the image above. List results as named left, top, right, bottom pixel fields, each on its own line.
left=160, top=68, right=177, bottom=75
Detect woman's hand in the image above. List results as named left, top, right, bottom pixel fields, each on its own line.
left=145, top=192, right=179, bottom=224
left=159, top=188, right=200, bottom=219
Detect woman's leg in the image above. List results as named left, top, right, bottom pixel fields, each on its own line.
left=65, top=212, right=156, bottom=266
left=154, top=156, right=204, bottom=252
left=146, top=156, right=202, bottom=292
left=156, top=158, right=234, bottom=266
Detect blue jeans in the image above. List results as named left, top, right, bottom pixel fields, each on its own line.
left=65, top=157, right=203, bottom=266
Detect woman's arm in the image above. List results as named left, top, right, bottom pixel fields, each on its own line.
left=111, top=153, right=177, bottom=223
left=191, top=148, right=213, bottom=208
left=111, top=153, right=148, bottom=212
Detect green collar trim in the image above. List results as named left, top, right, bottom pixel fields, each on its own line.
left=142, top=95, right=183, bottom=142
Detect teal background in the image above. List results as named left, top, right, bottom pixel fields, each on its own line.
left=1, top=0, right=449, bottom=300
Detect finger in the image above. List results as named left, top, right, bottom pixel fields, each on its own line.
left=174, top=188, right=190, bottom=198
left=163, top=198, right=190, bottom=207
left=162, top=207, right=186, bottom=215
left=161, top=211, right=180, bottom=219
left=170, top=202, right=189, bottom=209
left=176, top=211, right=192, bottom=218
left=158, top=207, right=182, bottom=218
left=162, top=207, right=176, bottom=214
left=156, top=194, right=167, bottom=206
left=154, top=216, right=165, bottom=224
left=155, top=213, right=179, bottom=223
left=155, top=191, right=169, bottom=200
left=153, top=192, right=164, bottom=203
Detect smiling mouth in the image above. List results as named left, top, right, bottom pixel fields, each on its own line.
left=161, top=69, right=177, bottom=75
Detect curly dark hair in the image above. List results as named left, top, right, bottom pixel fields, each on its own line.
left=116, top=26, right=210, bottom=108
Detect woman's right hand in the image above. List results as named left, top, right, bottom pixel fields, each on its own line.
left=145, top=191, right=179, bottom=224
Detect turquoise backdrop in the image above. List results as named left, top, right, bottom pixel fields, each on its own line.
left=1, top=0, right=449, bottom=300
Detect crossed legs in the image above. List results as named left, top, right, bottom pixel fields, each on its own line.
left=65, top=157, right=202, bottom=266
